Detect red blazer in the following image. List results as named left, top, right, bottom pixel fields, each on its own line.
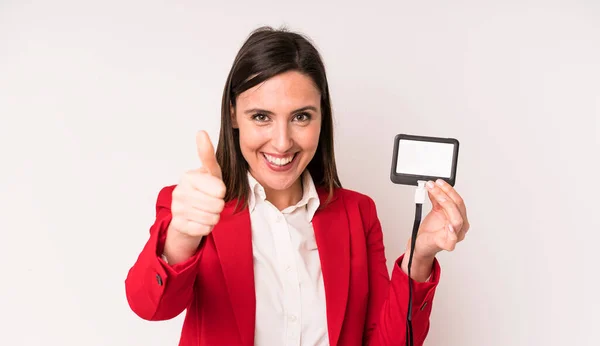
left=125, top=185, right=441, bottom=346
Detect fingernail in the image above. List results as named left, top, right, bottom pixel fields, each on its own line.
left=448, top=224, right=455, bottom=233
left=436, top=179, right=445, bottom=187
left=426, top=181, right=435, bottom=190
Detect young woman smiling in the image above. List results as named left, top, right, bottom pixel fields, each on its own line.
left=125, top=26, right=470, bottom=346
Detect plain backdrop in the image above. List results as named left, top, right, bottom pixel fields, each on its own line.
left=1, top=0, right=599, bottom=345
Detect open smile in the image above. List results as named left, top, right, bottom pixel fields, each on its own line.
left=262, top=152, right=298, bottom=171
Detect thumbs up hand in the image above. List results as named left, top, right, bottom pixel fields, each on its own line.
left=164, top=131, right=226, bottom=264
left=195, top=130, right=223, bottom=181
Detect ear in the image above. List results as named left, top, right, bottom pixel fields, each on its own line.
left=230, top=103, right=238, bottom=129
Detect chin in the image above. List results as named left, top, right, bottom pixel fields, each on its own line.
left=253, top=167, right=304, bottom=193
left=269, top=176, right=301, bottom=190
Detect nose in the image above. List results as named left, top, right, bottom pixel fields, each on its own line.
left=271, top=121, right=294, bottom=153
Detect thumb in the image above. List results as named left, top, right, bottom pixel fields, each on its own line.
left=196, top=130, right=222, bottom=179
left=436, top=223, right=458, bottom=252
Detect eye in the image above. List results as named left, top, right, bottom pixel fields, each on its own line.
left=293, top=112, right=311, bottom=122
left=251, top=113, right=270, bottom=122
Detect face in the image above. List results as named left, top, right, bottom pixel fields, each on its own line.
left=232, top=70, right=322, bottom=196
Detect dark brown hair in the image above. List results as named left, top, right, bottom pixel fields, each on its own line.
left=216, top=26, right=342, bottom=210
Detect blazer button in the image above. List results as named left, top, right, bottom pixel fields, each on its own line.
left=155, top=273, right=163, bottom=286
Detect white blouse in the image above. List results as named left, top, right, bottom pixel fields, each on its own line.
left=247, top=171, right=329, bottom=346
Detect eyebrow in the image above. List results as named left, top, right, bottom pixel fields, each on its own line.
left=244, top=106, right=318, bottom=115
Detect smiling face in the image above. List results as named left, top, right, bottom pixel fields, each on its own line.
left=232, top=70, right=322, bottom=202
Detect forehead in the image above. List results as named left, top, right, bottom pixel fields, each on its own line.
left=236, top=70, right=321, bottom=111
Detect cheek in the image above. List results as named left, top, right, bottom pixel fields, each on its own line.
left=238, top=127, right=264, bottom=153
left=300, top=124, right=321, bottom=154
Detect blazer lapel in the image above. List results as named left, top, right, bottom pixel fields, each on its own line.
left=211, top=202, right=255, bottom=346
left=313, top=189, right=350, bottom=346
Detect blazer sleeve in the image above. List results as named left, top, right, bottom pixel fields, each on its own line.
left=124, top=185, right=204, bottom=321
left=362, top=196, right=441, bottom=346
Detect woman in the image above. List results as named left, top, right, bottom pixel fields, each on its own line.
left=125, top=26, right=470, bottom=346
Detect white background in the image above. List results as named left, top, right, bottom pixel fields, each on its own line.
left=1, top=0, right=599, bottom=345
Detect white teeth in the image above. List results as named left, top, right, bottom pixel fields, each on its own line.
left=264, top=154, right=294, bottom=166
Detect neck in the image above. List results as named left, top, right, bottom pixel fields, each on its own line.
left=264, top=177, right=303, bottom=211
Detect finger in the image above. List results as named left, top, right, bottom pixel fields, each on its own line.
left=436, top=224, right=458, bottom=251
left=425, top=190, right=467, bottom=242
left=183, top=208, right=221, bottom=226
left=184, top=189, right=226, bottom=214
left=426, top=181, right=464, bottom=233
left=415, top=223, right=458, bottom=255
left=181, top=220, right=213, bottom=237
left=196, top=130, right=222, bottom=179
left=433, top=179, right=470, bottom=236
left=427, top=190, right=441, bottom=210
left=170, top=217, right=211, bottom=237
left=433, top=179, right=467, bottom=217
left=188, top=171, right=227, bottom=199
left=419, top=223, right=458, bottom=252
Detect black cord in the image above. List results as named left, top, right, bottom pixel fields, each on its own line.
left=406, top=203, right=422, bottom=346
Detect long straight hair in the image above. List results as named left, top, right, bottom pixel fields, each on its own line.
left=215, top=26, right=342, bottom=210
